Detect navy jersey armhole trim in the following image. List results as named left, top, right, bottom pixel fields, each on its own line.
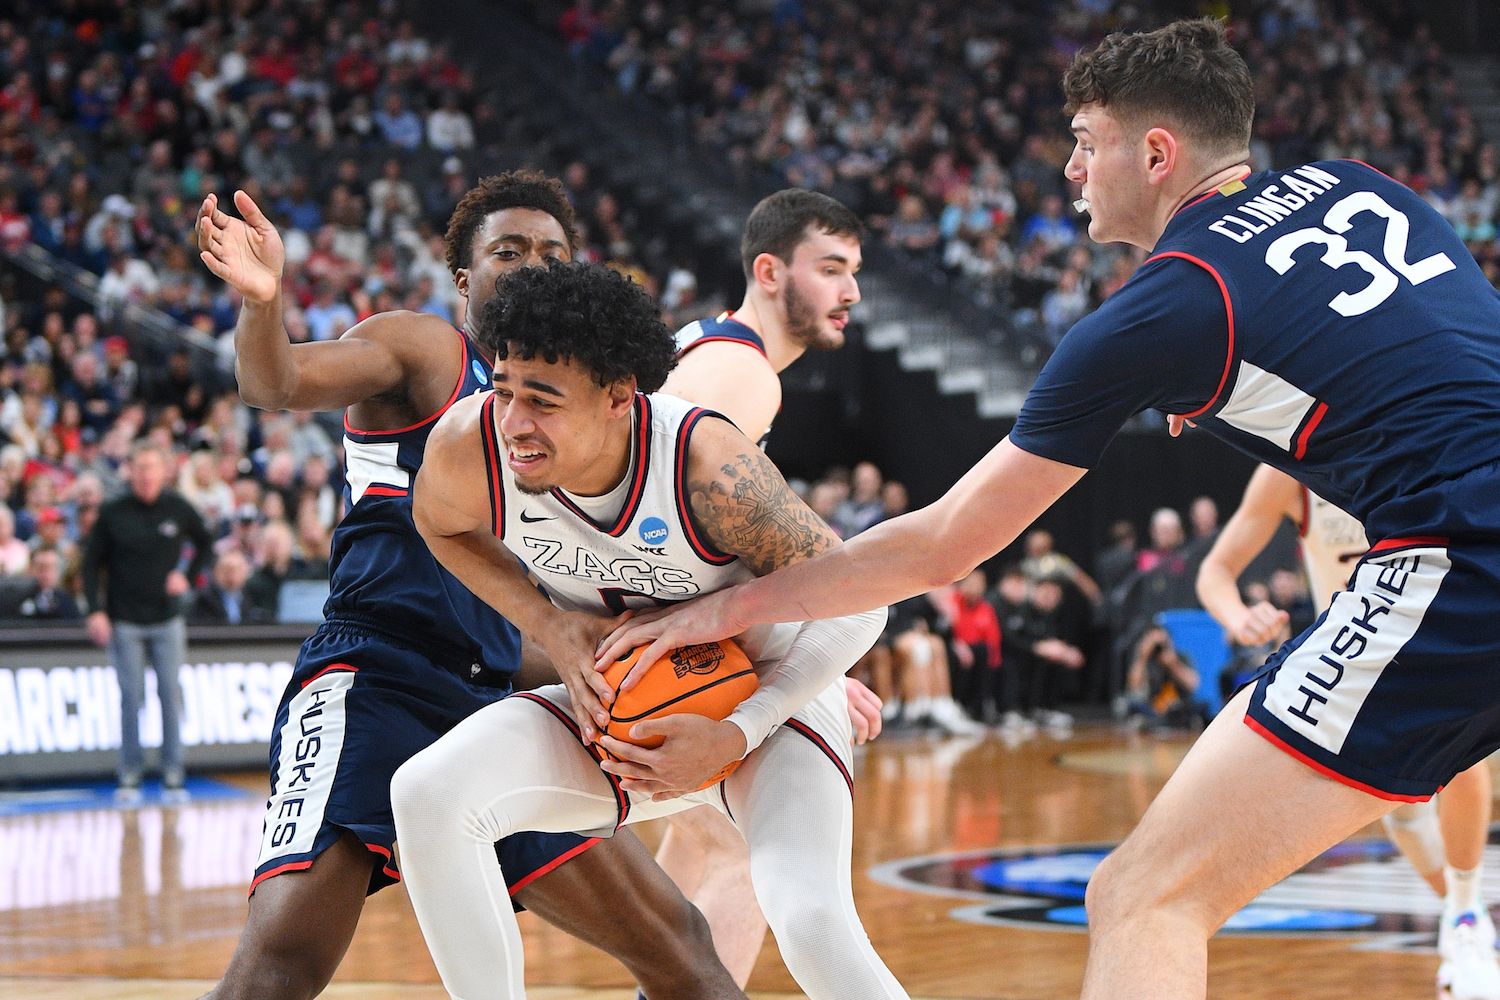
left=479, top=392, right=505, bottom=539
left=678, top=333, right=769, bottom=360
left=1146, top=251, right=1236, bottom=420
left=343, top=327, right=468, bottom=439
left=675, top=408, right=738, bottom=566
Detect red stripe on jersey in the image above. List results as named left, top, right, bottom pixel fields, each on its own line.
left=1293, top=401, right=1328, bottom=460
left=479, top=392, right=505, bottom=538
left=511, top=693, right=630, bottom=827
left=362, top=485, right=408, bottom=498
left=249, top=859, right=313, bottom=894
left=300, top=663, right=357, bottom=688
left=674, top=408, right=736, bottom=565
left=1244, top=715, right=1436, bottom=802
left=785, top=719, right=854, bottom=797
left=1368, top=536, right=1449, bottom=553
left=344, top=328, right=470, bottom=438
left=1145, top=252, right=1236, bottom=421
left=506, top=837, right=602, bottom=896
left=677, top=334, right=769, bottom=359
left=548, top=394, right=652, bottom=537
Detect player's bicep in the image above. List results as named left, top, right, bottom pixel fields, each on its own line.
left=683, top=418, right=840, bottom=577
left=412, top=402, right=490, bottom=540
left=662, top=346, right=781, bottom=442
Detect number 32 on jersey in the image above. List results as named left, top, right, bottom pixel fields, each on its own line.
left=1266, top=190, right=1455, bottom=317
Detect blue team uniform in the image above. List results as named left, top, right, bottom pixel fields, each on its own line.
left=254, top=328, right=596, bottom=895
left=1011, top=160, right=1500, bottom=799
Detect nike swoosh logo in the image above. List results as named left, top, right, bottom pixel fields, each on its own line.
left=519, top=511, right=556, bottom=523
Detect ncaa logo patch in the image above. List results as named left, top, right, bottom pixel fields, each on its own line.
left=639, top=516, right=669, bottom=546
left=869, top=832, right=1500, bottom=951
left=472, top=359, right=490, bottom=385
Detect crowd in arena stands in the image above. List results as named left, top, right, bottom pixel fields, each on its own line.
left=558, top=0, right=1500, bottom=361
left=0, top=0, right=725, bottom=625
left=0, top=0, right=714, bottom=363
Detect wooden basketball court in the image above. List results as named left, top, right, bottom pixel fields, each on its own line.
left=0, top=726, right=1478, bottom=999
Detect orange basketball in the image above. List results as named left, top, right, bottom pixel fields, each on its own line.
left=599, top=638, right=760, bottom=790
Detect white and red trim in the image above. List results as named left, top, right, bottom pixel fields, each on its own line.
left=511, top=692, right=631, bottom=828
left=674, top=407, right=737, bottom=565
left=549, top=394, right=653, bottom=537
left=785, top=719, right=854, bottom=797
left=479, top=391, right=505, bottom=538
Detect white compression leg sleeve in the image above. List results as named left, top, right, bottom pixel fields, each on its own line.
left=1383, top=798, right=1445, bottom=879
left=391, top=696, right=621, bottom=1000
left=725, top=726, right=908, bottom=1000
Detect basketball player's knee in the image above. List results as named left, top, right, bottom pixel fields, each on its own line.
left=769, top=898, right=849, bottom=972
left=390, top=747, right=461, bottom=837
left=1085, top=848, right=1159, bottom=931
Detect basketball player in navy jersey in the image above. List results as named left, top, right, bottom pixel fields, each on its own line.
left=393, top=261, right=905, bottom=1000
left=1198, top=465, right=1499, bottom=998
left=194, top=176, right=742, bottom=1000
left=601, top=19, right=1500, bottom=999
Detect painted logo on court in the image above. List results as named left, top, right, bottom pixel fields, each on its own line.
left=639, top=517, right=669, bottom=545
left=870, top=832, right=1500, bottom=951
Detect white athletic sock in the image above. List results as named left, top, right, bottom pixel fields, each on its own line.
left=1446, top=863, right=1485, bottom=917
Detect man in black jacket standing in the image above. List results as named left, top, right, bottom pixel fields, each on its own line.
left=83, top=439, right=214, bottom=802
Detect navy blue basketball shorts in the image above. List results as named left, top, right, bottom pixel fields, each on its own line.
left=1246, top=537, right=1500, bottom=801
left=251, top=619, right=599, bottom=896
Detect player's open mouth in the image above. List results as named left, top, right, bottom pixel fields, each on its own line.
left=830, top=313, right=848, bottom=330
left=507, top=443, right=548, bottom=472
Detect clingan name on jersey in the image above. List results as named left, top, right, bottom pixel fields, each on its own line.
left=1208, top=165, right=1341, bottom=243
left=520, top=536, right=701, bottom=599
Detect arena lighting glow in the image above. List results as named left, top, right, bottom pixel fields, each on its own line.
left=1073, top=199, right=1091, bottom=213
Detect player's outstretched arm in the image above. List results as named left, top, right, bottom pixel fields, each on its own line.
left=198, top=190, right=431, bottom=413
left=1195, top=464, right=1299, bottom=646
left=412, top=395, right=621, bottom=741
left=598, top=436, right=1085, bottom=673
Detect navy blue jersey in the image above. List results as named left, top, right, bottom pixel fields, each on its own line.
left=1011, top=160, right=1500, bottom=543
left=329, top=328, right=521, bottom=673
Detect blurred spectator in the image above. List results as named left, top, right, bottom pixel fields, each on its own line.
left=16, top=548, right=80, bottom=619
left=1020, top=528, right=1100, bottom=604
left=189, top=549, right=267, bottom=625
left=246, top=519, right=308, bottom=617
left=1095, top=520, right=1138, bottom=603
left=833, top=461, right=885, bottom=538
left=373, top=92, right=423, bottom=150
left=946, top=568, right=1001, bottom=723
left=1123, top=624, right=1205, bottom=731
left=427, top=91, right=475, bottom=151
left=1269, top=566, right=1317, bottom=638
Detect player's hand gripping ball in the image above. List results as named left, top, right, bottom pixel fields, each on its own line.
left=599, top=638, right=759, bottom=790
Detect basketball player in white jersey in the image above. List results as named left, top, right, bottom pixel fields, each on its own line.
left=656, top=188, right=958, bottom=991
left=1197, top=463, right=1499, bottom=1000
left=391, top=260, right=907, bottom=1000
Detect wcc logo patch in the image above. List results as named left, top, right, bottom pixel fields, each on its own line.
left=870, top=831, right=1500, bottom=952
left=668, top=643, right=723, bottom=678
left=639, top=517, right=669, bottom=546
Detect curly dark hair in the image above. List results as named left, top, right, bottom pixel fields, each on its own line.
left=443, top=170, right=578, bottom=274
left=1062, top=18, right=1253, bottom=157
left=474, top=261, right=677, bottom=393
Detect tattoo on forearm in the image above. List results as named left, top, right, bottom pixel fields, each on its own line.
left=688, top=451, right=839, bottom=575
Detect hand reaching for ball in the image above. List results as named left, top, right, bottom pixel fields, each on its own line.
left=598, top=715, right=749, bottom=800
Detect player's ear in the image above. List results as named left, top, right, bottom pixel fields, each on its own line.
left=606, top=376, right=637, bottom=416
left=1143, top=126, right=1178, bottom=184
left=751, top=251, right=781, bottom=294
left=454, top=267, right=469, bottom=299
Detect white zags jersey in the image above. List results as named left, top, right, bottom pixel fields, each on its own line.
left=1300, top=486, right=1369, bottom=612
left=479, top=391, right=755, bottom=616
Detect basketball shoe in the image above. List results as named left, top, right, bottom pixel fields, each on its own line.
left=1437, top=907, right=1500, bottom=1000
